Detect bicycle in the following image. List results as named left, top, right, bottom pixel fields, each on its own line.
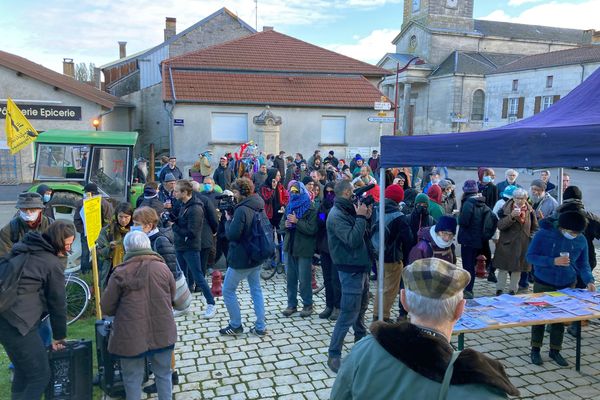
left=64, top=268, right=91, bottom=325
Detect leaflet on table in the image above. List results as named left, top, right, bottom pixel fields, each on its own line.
left=558, top=288, right=600, bottom=304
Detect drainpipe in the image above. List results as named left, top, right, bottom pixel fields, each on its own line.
left=165, top=65, right=178, bottom=154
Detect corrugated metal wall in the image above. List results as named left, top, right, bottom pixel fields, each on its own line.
left=140, top=46, right=169, bottom=89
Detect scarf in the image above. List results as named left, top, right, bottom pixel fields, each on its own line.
left=111, top=224, right=130, bottom=268
left=517, top=202, right=528, bottom=224
left=286, top=181, right=312, bottom=219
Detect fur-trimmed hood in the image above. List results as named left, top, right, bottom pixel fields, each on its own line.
left=370, top=321, right=519, bottom=397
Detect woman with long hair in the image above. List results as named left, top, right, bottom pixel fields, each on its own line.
left=97, top=202, right=133, bottom=289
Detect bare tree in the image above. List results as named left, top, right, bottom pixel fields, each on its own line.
left=74, top=62, right=96, bottom=82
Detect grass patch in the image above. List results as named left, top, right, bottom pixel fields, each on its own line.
left=0, top=317, right=106, bottom=399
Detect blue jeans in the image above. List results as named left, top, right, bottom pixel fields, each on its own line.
left=121, top=349, right=172, bottom=400
left=223, top=266, right=266, bottom=331
left=285, top=254, right=313, bottom=308
left=328, top=271, right=369, bottom=358
left=176, top=250, right=214, bottom=305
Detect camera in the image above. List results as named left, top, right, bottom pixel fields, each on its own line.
left=352, top=184, right=375, bottom=207
left=216, top=193, right=236, bottom=213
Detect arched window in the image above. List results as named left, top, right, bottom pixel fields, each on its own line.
left=471, top=90, right=485, bottom=121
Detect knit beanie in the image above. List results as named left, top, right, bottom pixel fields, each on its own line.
left=462, top=180, right=478, bottom=194
left=530, top=179, right=547, bottom=191
left=415, top=193, right=430, bottom=205
left=563, top=186, right=582, bottom=201
left=143, top=187, right=157, bottom=198
left=501, top=185, right=518, bottom=199
left=302, top=176, right=314, bottom=186
left=385, top=184, right=405, bottom=203
left=427, top=185, right=442, bottom=204
left=435, top=216, right=458, bottom=234
left=439, top=179, right=451, bottom=189
left=558, top=211, right=588, bottom=232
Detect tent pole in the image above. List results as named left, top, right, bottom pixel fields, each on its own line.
left=558, top=168, right=564, bottom=204
left=378, top=168, right=386, bottom=321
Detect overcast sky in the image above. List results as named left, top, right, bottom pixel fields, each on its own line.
left=1, top=0, right=599, bottom=73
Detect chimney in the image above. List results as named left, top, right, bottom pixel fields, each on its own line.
left=262, top=26, right=274, bottom=32
left=164, top=17, right=176, bottom=41
left=118, top=41, right=127, bottom=59
left=63, top=58, right=75, bottom=78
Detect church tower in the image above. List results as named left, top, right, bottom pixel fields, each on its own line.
left=403, top=0, right=474, bottom=32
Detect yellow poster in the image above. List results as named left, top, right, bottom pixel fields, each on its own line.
left=5, top=98, right=39, bottom=155
left=83, top=196, right=102, bottom=248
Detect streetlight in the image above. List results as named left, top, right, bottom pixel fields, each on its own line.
left=393, top=56, right=425, bottom=134
left=92, top=118, right=100, bottom=131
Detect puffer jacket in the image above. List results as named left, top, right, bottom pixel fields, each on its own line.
left=172, top=195, right=204, bottom=251
left=326, top=197, right=371, bottom=273
left=458, top=194, right=489, bottom=248
left=408, top=226, right=456, bottom=264
left=0, top=232, right=66, bottom=339
left=101, top=250, right=176, bottom=357
left=225, top=194, right=266, bottom=270
left=149, top=228, right=179, bottom=279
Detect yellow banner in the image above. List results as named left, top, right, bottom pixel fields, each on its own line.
left=5, top=98, right=39, bottom=155
left=83, top=196, right=102, bottom=248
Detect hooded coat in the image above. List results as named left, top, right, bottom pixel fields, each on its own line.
left=458, top=194, right=491, bottom=248
left=171, top=195, right=204, bottom=251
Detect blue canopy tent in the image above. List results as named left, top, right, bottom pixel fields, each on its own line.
left=374, top=66, right=600, bottom=320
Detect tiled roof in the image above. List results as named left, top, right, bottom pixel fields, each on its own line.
left=163, top=29, right=389, bottom=77
left=100, top=7, right=256, bottom=69
left=474, top=20, right=591, bottom=45
left=432, top=51, right=524, bottom=77
left=492, top=46, right=600, bottom=74
left=0, top=50, right=132, bottom=109
left=162, top=70, right=389, bottom=108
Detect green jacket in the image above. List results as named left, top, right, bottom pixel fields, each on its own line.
left=428, top=199, right=445, bottom=221
left=280, top=204, right=318, bottom=258
left=331, top=322, right=519, bottom=400
left=0, top=215, right=54, bottom=257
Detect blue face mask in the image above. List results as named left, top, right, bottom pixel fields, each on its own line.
left=204, top=184, right=212, bottom=192
left=130, top=225, right=143, bottom=232
left=43, top=194, right=52, bottom=203
left=483, top=176, right=493, bottom=183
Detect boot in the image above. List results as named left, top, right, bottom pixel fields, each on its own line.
left=328, top=308, right=340, bottom=321
left=530, top=347, right=543, bottom=366
left=319, top=307, right=333, bottom=319
left=549, top=349, right=568, bottom=367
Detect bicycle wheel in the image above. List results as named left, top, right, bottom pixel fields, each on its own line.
left=312, top=264, right=325, bottom=294
left=65, top=275, right=91, bottom=325
left=260, top=259, right=278, bottom=280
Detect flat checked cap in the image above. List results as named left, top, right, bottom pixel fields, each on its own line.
left=403, top=258, right=470, bottom=299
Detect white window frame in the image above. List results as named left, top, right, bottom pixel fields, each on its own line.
left=211, top=113, right=248, bottom=143
left=320, top=116, right=346, bottom=145
left=508, top=98, right=519, bottom=117
left=542, top=96, right=554, bottom=111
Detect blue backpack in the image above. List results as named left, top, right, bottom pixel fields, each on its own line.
left=243, top=207, right=275, bottom=266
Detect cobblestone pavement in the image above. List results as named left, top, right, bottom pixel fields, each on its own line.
left=138, top=257, right=600, bottom=400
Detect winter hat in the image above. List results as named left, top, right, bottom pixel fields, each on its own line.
left=530, top=179, right=547, bottom=191
left=501, top=185, right=518, bottom=199
left=302, top=176, right=314, bottom=186
left=329, top=150, right=335, bottom=156
left=558, top=211, right=588, bottom=232
left=427, top=185, right=443, bottom=204
left=462, top=180, right=478, bottom=194
left=438, top=179, right=451, bottom=190
left=415, top=193, right=430, bottom=205
left=564, top=186, right=583, bottom=201
left=403, top=258, right=470, bottom=300
left=385, top=184, right=405, bottom=203
left=143, top=186, right=158, bottom=198
left=355, top=155, right=363, bottom=161
left=36, top=184, right=52, bottom=197
left=164, top=173, right=177, bottom=182
left=435, top=216, right=458, bottom=234
left=15, top=192, right=45, bottom=209
left=83, top=183, right=99, bottom=195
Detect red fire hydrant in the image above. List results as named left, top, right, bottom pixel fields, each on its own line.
left=211, top=270, right=223, bottom=297
left=475, top=255, right=487, bottom=278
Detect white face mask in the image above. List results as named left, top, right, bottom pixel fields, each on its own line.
left=562, top=231, right=577, bottom=240
left=19, top=210, right=40, bottom=222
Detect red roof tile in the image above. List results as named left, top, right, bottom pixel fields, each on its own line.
left=163, top=30, right=389, bottom=77
left=0, top=50, right=131, bottom=109
left=163, top=70, right=389, bottom=108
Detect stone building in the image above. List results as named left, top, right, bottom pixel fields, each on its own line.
left=162, top=28, right=392, bottom=173
left=0, top=51, right=133, bottom=183
left=379, top=0, right=597, bottom=135
left=100, top=8, right=255, bottom=155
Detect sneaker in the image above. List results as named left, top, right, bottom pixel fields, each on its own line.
left=530, top=348, right=543, bottom=365
left=327, top=356, right=341, bottom=373
left=249, top=326, right=267, bottom=337
left=300, top=305, right=313, bottom=318
left=329, top=308, right=340, bottom=321
left=319, top=307, right=333, bottom=319
left=173, top=308, right=189, bottom=318
left=204, top=304, right=217, bottom=319
left=282, top=307, right=297, bottom=317
left=549, top=350, right=568, bottom=367
left=219, top=324, right=243, bottom=336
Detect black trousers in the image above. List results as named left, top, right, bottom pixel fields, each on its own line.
left=0, top=317, right=50, bottom=400
left=321, top=252, right=341, bottom=309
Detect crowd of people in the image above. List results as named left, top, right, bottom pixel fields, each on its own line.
left=1, top=145, right=599, bottom=399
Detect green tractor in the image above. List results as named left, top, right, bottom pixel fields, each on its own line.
left=29, top=129, right=144, bottom=271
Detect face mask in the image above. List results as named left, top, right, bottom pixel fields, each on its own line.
left=432, top=179, right=440, bottom=184
left=483, top=176, right=493, bottom=183
left=530, top=193, right=540, bottom=202
left=562, top=231, right=577, bottom=240
left=43, top=194, right=51, bottom=202
left=415, top=205, right=428, bottom=214
left=325, top=192, right=335, bottom=202
left=204, top=184, right=212, bottom=192
left=130, top=225, right=143, bottom=232
left=19, top=210, right=40, bottom=222
left=300, top=165, right=306, bottom=171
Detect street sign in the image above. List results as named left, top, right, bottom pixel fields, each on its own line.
left=451, top=117, right=469, bottom=123
left=374, top=102, right=392, bottom=111
left=368, top=116, right=395, bottom=123
left=173, top=118, right=184, bottom=126
left=377, top=111, right=387, bottom=117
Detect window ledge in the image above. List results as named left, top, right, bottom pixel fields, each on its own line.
left=318, top=143, right=348, bottom=147
left=208, top=141, right=247, bottom=145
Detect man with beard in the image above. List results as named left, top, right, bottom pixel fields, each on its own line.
left=530, top=179, right=558, bottom=220
left=133, top=157, right=148, bottom=184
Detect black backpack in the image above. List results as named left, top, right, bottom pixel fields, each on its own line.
left=482, top=207, right=499, bottom=241
left=0, top=252, right=29, bottom=313
left=242, top=207, right=275, bottom=266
